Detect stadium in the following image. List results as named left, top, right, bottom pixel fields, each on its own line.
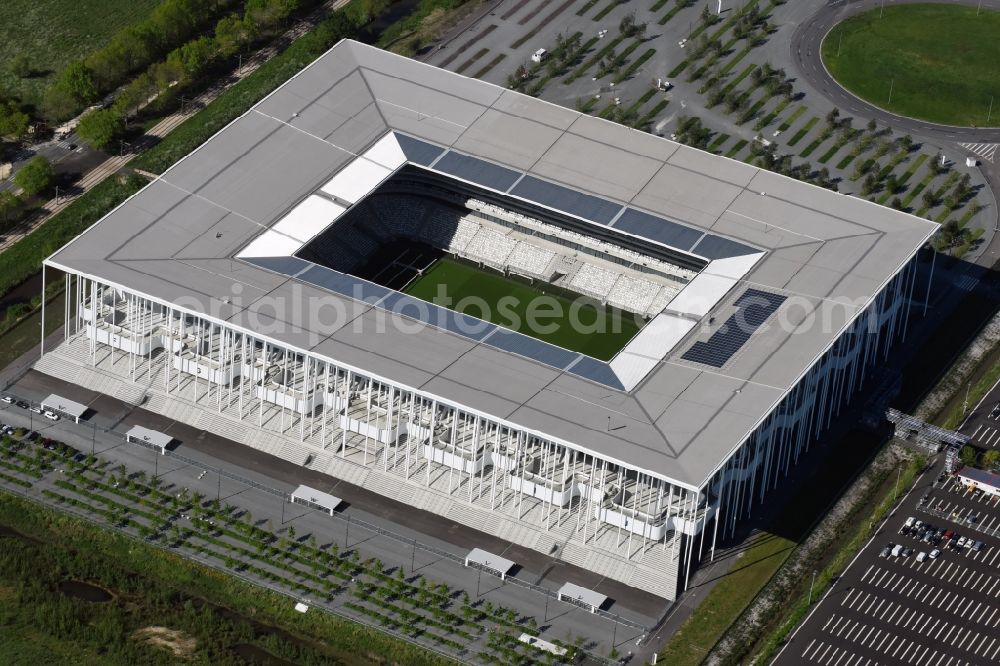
left=35, top=40, right=936, bottom=600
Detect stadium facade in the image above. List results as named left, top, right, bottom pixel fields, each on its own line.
left=36, top=41, right=936, bottom=600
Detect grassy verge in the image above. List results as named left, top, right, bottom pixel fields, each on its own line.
left=472, top=53, right=506, bottom=79
left=655, top=532, right=796, bottom=666
left=721, top=63, right=757, bottom=95
left=709, top=133, right=730, bottom=151
left=615, top=47, right=657, bottom=83
left=750, top=456, right=925, bottom=665
left=786, top=118, right=817, bottom=146
left=564, top=34, right=625, bottom=84
left=726, top=139, right=748, bottom=158
left=0, top=491, right=450, bottom=665
left=817, top=141, right=846, bottom=164
left=799, top=136, right=824, bottom=157
left=777, top=106, right=806, bottom=132
left=593, top=0, right=623, bottom=21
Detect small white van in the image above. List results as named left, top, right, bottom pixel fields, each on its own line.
left=531, top=48, right=547, bottom=63
left=892, top=544, right=903, bottom=557
left=916, top=551, right=926, bottom=562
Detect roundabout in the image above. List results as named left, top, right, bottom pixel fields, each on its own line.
left=791, top=0, right=1000, bottom=141
left=821, top=3, right=1000, bottom=127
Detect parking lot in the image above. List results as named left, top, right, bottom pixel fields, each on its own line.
left=775, top=458, right=1000, bottom=666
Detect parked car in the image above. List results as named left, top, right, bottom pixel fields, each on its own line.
left=903, top=547, right=913, bottom=557
left=880, top=546, right=891, bottom=558
left=892, top=544, right=903, bottom=557
left=905, top=516, right=915, bottom=528
left=943, top=530, right=954, bottom=540
left=957, top=536, right=967, bottom=548
left=28, top=406, right=41, bottom=415
left=929, top=549, right=941, bottom=559
left=917, top=551, right=927, bottom=562
left=973, top=540, right=984, bottom=552
left=42, top=411, right=59, bottom=421
left=14, top=400, right=28, bottom=410
left=0, top=396, right=12, bottom=404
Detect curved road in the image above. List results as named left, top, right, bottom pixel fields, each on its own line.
left=790, top=0, right=1000, bottom=142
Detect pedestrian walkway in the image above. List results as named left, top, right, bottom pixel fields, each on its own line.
left=959, top=142, right=998, bottom=164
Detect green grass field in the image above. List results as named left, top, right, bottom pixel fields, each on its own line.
left=0, top=0, right=161, bottom=106
left=822, top=4, right=1000, bottom=126
left=403, top=258, right=642, bottom=361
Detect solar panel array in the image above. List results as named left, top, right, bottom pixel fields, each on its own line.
left=681, top=289, right=786, bottom=368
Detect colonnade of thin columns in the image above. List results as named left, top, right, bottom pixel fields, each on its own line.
left=47, top=250, right=918, bottom=599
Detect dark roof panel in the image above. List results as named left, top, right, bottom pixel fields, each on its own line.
left=614, top=208, right=704, bottom=251
left=511, top=175, right=622, bottom=225
left=434, top=152, right=522, bottom=191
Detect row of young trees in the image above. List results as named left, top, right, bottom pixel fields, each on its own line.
left=69, top=0, right=329, bottom=151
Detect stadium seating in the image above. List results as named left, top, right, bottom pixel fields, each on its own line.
left=507, top=242, right=555, bottom=279
left=463, top=227, right=517, bottom=269
left=649, top=284, right=680, bottom=315
left=570, top=263, right=616, bottom=300
left=448, top=218, right=480, bottom=253
left=606, top=274, right=662, bottom=314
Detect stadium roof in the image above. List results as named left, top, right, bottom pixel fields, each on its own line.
left=46, top=40, right=937, bottom=490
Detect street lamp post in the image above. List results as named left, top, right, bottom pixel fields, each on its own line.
left=808, top=569, right=817, bottom=604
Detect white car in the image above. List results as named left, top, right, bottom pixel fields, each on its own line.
left=1, top=396, right=12, bottom=404
left=42, top=410, right=60, bottom=421
left=929, top=549, right=941, bottom=559
left=29, top=406, right=42, bottom=415
left=530, top=48, right=547, bottom=63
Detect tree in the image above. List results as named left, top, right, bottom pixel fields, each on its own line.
left=959, top=445, right=978, bottom=467
left=215, top=14, right=257, bottom=57
left=890, top=197, right=904, bottom=210
left=76, top=108, right=125, bottom=150
left=54, top=62, right=99, bottom=106
left=983, top=449, right=1000, bottom=470
left=922, top=189, right=939, bottom=210
left=14, top=156, right=55, bottom=197
left=860, top=174, right=877, bottom=196
left=0, top=99, right=30, bottom=140
left=0, top=190, right=19, bottom=222
left=825, top=107, right=840, bottom=129
left=167, top=36, right=217, bottom=80
left=866, top=118, right=877, bottom=133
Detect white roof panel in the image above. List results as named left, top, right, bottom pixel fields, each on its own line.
left=611, top=313, right=697, bottom=390
left=271, top=195, right=345, bottom=243
left=364, top=132, right=408, bottom=169
left=237, top=230, right=304, bottom=258
left=320, top=157, right=392, bottom=203
left=665, top=273, right=739, bottom=317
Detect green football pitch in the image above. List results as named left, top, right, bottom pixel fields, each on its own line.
left=403, top=258, right=642, bottom=361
